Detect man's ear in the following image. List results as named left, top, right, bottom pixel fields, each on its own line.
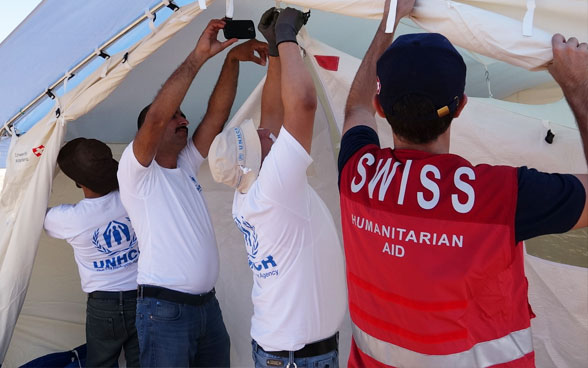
left=373, top=95, right=386, bottom=118
left=453, top=94, right=468, bottom=118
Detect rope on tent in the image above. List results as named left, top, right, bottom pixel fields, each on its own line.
left=45, top=89, right=56, bottom=100
left=543, top=120, right=555, bottom=144
left=122, top=52, right=133, bottom=71
left=163, top=0, right=180, bottom=12
left=226, top=0, right=234, bottom=19
left=464, top=50, right=494, bottom=98
left=145, top=9, right=157, bottom=32
left=522, top=0, right=536, bottom=37
left=385, top=0, right=398, bottom=33
left=484, top=69, right=493, bottom=99
left=63, top=72, right=74, bottom=93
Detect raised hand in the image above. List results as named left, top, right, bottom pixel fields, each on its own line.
left=548, top=34, right=588, bottom=98
left=275, top=7, right=309, bottom=46
left=228, top=39, right=269, bottom=66
left=194, top=19, right=238, bottom=60
left=258, top=7, right=280, bottom=56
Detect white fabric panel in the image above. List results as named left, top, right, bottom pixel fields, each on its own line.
left=283, top=0, right=587, bottom=71
left=0, top=0, right=159, bottom=126
left=0, top=137, right=10, bottom=168
left=0, top=1, right=217, bottom=361
left=525, top=251, right=588, bottom=368
left=283, top=0, right=587, bottom=40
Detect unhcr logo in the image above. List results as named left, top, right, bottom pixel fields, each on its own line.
left=234, top=216, right=279, bottom=277
left=189, top=175, right=202, bottom=193
left=234, top=127, right=246, bottom=165
left=92, top=219, right=138, bottom=271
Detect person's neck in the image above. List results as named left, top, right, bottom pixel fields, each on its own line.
left=82, top=186, right=107, bottom=199
left=155, top=150, right=180, bottom=169
left=393, top=132, right=450, bottom=154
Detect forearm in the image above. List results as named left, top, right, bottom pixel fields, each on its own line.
left=280, top=44, right=316, bottom=114
left=192, top=52, right=240, bottom=156
left=133, top=52, right=206, bottom=165
left=565, top=88, right=588, bottom=165
left=279, top=42, right=316, bottom=152
left=260, top=56, right=284, bottom=136
left=343, top=15, right=397, bottom=133
left=202, top=54, right=240, bottom=124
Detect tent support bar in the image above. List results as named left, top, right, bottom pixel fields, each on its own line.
left=1, top=0, right=178, bottom=137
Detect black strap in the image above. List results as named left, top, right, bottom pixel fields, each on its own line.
left=256, top=332, right=339, bottom=358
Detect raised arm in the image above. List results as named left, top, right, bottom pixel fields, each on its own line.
left=548, top=34, right=588, bottom=229
left=276, top=8, right=315, bottom=153
left=193, top=39, right=268, bottom=157
left=133, top=19, right=237, bottom=167
left=258, top=8, right=284, bottom=137
left=343, top=0, right=415, bottom=135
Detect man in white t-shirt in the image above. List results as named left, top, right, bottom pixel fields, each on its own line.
left=44, top=138, right=139, bottom=367
left=209, top=8, right=346, bottom=368
left=117, top=19, right=268, bottom=367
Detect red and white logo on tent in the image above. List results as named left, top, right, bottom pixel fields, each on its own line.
left=32, top=145, right=45, bottom=157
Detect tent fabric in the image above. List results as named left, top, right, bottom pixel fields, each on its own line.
left=0, top=0, right=163, bottom=127
left=1, top=0, right=587, bottom=366
left=286, top=0, right=584, bottom=71
left=0, top=0, right=216, bottom=360
left=6, top=26, right=587, bottom=368
left=3, top=0, right=587, bottom=136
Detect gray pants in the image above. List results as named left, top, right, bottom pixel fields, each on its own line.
left=86, top=292, right=139, bottom=368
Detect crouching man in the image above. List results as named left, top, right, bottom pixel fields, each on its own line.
left=44, top=138, right=139, bottom=367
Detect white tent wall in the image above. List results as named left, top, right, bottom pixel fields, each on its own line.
left=1, top=0, right=587, bottom=366
left=0, top=0, right=219, bottom=361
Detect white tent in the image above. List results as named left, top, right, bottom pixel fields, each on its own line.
left=1, top=0, right=586, bottom=366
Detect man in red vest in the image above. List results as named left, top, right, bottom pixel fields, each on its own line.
left=339, top=0, right=588, bottom=367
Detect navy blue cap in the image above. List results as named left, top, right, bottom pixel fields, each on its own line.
left=376, top=33, right=466, bottom=120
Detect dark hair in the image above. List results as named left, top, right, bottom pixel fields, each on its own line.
left=385, top=94, right=456, bottom=145
left=57, top=138, right=119, bottom=195
left=137, top=104, right=151, bottom=130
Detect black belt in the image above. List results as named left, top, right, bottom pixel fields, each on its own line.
left=256, top=333, right=339, bottom=359
left=137, top=285, right=215, bottom=306
left=88, top=290, right=136, bottom=300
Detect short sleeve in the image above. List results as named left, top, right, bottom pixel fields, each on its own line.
left=255, top=126, right=313, bottom=216
left=338, top=125, right=380, bottom=174
left=117, top=141, right=155, bottom=197
left=178, top=139, right=205, bottom=175
left=44, top=205, right=74, bottom=239
left=515, top=166, right=586, bottom=242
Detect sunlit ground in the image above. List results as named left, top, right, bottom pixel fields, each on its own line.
left=526, top=228, right=588, bottom=268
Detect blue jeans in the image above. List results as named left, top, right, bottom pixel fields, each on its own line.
left=252, top=340, right=339, bottom=368
left=136, top=293, right=230, bottom=367
left=86, top=295, right=139, bottom=368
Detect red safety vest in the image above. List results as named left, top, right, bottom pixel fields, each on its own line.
left=339, top=145, right=535, bottom=368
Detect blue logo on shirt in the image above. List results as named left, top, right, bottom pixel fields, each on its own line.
left=234, top=216, right=278, bottom=278
left=189, top=175, right=202, bottom=193
left=92, top=218, right=139, bottom=271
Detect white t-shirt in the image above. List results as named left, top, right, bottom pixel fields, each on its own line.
left=118, top=140, right=219, bottom=294
left=44, top=191, right=138, bottom=293
left=233, top=127, right=347, bottom=351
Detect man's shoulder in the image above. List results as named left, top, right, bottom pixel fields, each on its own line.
left=338, top=125, right=380, bottom=175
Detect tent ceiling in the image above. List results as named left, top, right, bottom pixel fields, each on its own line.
left=1, top=0, right=580, bottom=138
left=0, top=0, right=162, bottom=125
